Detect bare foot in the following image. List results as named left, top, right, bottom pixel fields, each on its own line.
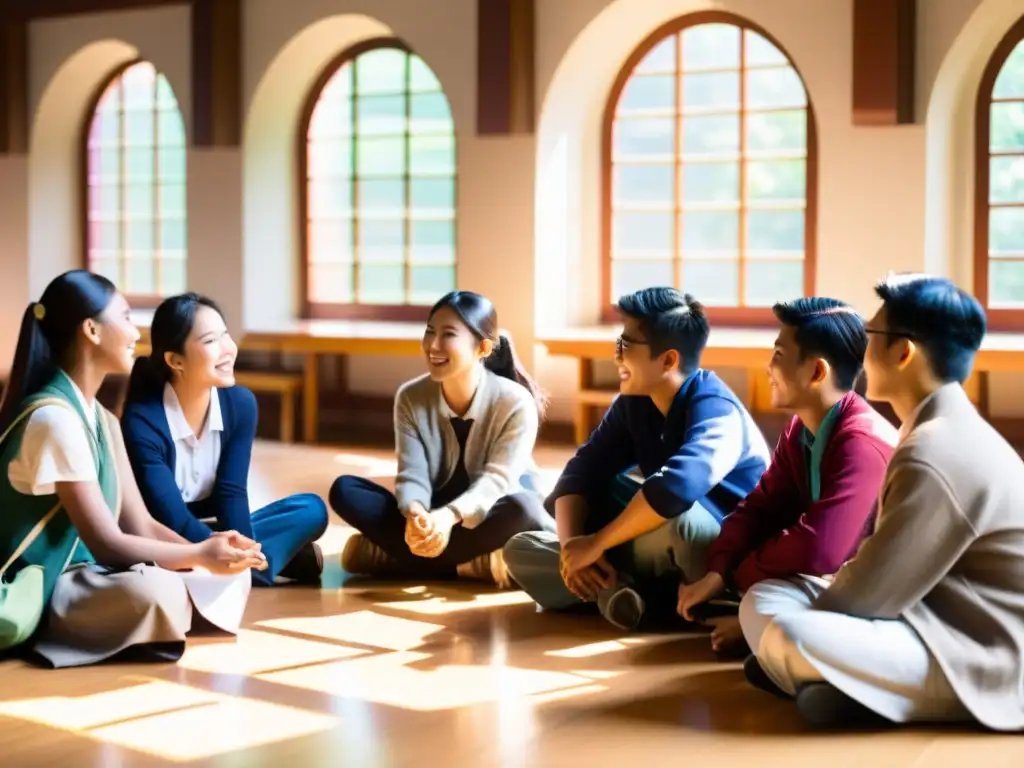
left=708, top=615, right=745, bottom=654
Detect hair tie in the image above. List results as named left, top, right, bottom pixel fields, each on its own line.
left=32, top=303, right=45, bottom=321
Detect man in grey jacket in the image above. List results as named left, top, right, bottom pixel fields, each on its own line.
left=739, top=273, right=1024, bottom=731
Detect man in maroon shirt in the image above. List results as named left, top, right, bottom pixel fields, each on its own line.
left=676, top=298, right=898, bottom=654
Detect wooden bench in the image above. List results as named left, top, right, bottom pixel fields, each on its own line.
left=539, top=326, right=1022, bottom=445
left=233, top=371, right=302, bottom=443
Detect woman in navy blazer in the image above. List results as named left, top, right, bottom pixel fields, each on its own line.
left=120, top=293, right=328, bottom=586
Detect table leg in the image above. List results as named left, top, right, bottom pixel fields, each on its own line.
left=303, top=352, right=319, bottom=443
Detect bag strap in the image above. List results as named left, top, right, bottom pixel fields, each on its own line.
left=0, top=397, right=82, bottom=580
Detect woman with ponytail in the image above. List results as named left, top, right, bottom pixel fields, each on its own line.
left=120, top=292, right=328, bottom=587
left=329, top=290, right=553, bottom=587
left=0, top=271, right=265, bottom=668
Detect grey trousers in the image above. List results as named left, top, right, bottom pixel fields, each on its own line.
left=503, top=501, right=722, bottom=612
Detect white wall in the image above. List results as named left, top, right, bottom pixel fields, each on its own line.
left=2, top=0, right=1022, bottom=421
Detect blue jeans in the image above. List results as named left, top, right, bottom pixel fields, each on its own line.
left=503, top=475, right=722, bottom=613
left=247, top=493, right=329, bottom=586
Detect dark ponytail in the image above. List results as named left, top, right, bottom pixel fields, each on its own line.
left=125, top=292, right=225, bottom=404
left=0, top=270, right=117, bottom=435
left=428, top=290, right=548, bottom=419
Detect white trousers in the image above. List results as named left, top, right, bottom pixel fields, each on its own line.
left=738, top=577, right=971, bottom=724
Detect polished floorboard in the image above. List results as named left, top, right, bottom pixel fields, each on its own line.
left=1, top=441, right=1020, bottom=767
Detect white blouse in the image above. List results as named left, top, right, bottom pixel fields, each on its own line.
left=8, top=378, right=100, bottom=497
left=163, top=383, right=223, bottom=503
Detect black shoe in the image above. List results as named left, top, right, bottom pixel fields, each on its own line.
left=743, top=654, right=793, bottom=699
left=795, top=683, right=891, bottom=728
left=279, top=541, right=324, bottom=585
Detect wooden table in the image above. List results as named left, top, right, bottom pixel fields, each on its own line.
left=540, top=326, right=1024, bottom=444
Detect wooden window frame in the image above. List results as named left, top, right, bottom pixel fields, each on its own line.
left=81, top=59, right=186, bottom=309
left=600, top=11, right=818, bottom=327
left=298, top=38, right=458, bottom=323
left=974, top=14, right=1024, bottom=331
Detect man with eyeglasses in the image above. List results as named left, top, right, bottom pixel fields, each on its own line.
left=503, top=286, right=770, bottom=630
left=740, top=273, right=1024, bottom=732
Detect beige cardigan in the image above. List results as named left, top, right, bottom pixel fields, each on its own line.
left=815, top=384, right=1024, bottom=730
left=392, top=368, right=539, bottom=528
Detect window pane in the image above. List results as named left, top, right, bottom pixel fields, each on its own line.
left=91, top=257, right=119, bottom=284
left=990, top=156, right=1024, bottom=203
left=613, top=118, right=674, bottom=159
left=635, top=36, right=676, bottom=74
left=357, top=179, right=405, bottom=214
left=613, top=164, right=674, bottom=206
left=358, top=263, right=406, bottom=303
left=125, top=147, right=155, bottom=181
left=681, top=211, right=739, bottom=254
left=310, top=262, right=354, bottom=303
left=682, top=162, right=739, bottom=204
left=357, top=136, right=406, bottom=175
left=611, top=259, right=674, bottom=297
left=89, top=183, right=119, bottom=217
left=156, top=76, right=178, bottom=109
left=158, top=146, right=186, bottom=182
left=409, top=56, right=441, bottom=92
left=161, top=255, right=187, bottom=296
left=125, top=109, right=154, bottom=145
left=309, top=97, right=353, bottom=139
left=990, top=260, right=1024, bottom=307
left=159, top=218, right=186, bottom=251
left=410, top=178, right=455, bottom=213
left=747, top=159, right=806, bottom=201
left=410, top=93, right=452, bottom=133
left=745, top=31, right=787, bottom=67
left=356, top=94, right=406, bottom=135
left=355, top=48, right=408, bottom=95
left=160, top=183, right=187, bottom=217
left=308, top=180, right=352, bottom=218
left=410, top=220, right=455, bottom=263
left=158, top=110, right=186, bottom=146
left=126, top=219, right=154, bottom=250
left=746, top=110, right=806, bottom=154
left=991, top=102, right=1024, bottom=152
left=126, top=183, right=154, bottom=217
left=307, top=138, right=353, bottom=178
left=357, top=219, right=405, bottom=262
left=683, top=114, right=739, bottom=156
left=618, top=74, right=675, bottom=113
left=308, top=219, right=354, bottom=263
left=682, top=72, right=740, bottom=112
left=93, top=111, right=120, bottom=145
left=994, top=41, right=1024, bottom=99
left=410, top=264, right=456, bottom=304
left=746, top=67, right=807, bottom=109
left=745, top=261, right=803, bottom=306
left=122, top=63, right=156, bottom=109
left=682, top=24, right=740, bottom=70
left=746, top=209, right=804, bottom=254
left=126, top=254, right=156, bottom=295
left=409, top=135, right=455, bottom=175
left=990, top=207, right=1024, bottom=255
left=682, top=260, right=739, bottom=305
left=91, top=221, right=121, bottom=250
left=612, top=211, right=673, bottom=255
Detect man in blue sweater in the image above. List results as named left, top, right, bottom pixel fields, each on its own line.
left=504, top=287, right=770, bottom=629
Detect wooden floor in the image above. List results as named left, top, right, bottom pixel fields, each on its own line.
left=1, top=441, right=1020, bottom=767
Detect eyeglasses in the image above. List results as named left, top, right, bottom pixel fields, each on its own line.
left=615, top=334, right=650, bottom=358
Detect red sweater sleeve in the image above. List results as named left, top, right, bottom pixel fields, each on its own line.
left=705, top=419, right=801, bottom=579
left=731, top=430, right=891, bottom=592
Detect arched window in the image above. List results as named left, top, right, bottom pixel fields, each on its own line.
left=85, top=61, right=187, bottom=302
left=302, top=40, right=457, bottom=320
left=603, top=13, right=816, bottom=325
left=976, top=16, right=1024, bottom=329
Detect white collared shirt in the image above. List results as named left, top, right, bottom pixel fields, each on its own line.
left=8, top=375, right=100, bottom=496
left=163, top=383, right=223, bottom=503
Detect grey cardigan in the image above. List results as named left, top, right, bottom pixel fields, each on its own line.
left=393, top=367, right=539, bottom=528
left=816, top=384, right=1024, bottom=731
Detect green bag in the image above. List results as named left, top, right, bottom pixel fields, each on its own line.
left=0, top=398, right=81, bottom=650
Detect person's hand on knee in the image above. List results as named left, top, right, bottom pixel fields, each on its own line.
left=676, top=571, right=725, bottom=620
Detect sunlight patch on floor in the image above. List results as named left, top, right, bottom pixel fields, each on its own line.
left=177, top=629, right=369, bottom=675
left=255, top=610, right=447, bottom=652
